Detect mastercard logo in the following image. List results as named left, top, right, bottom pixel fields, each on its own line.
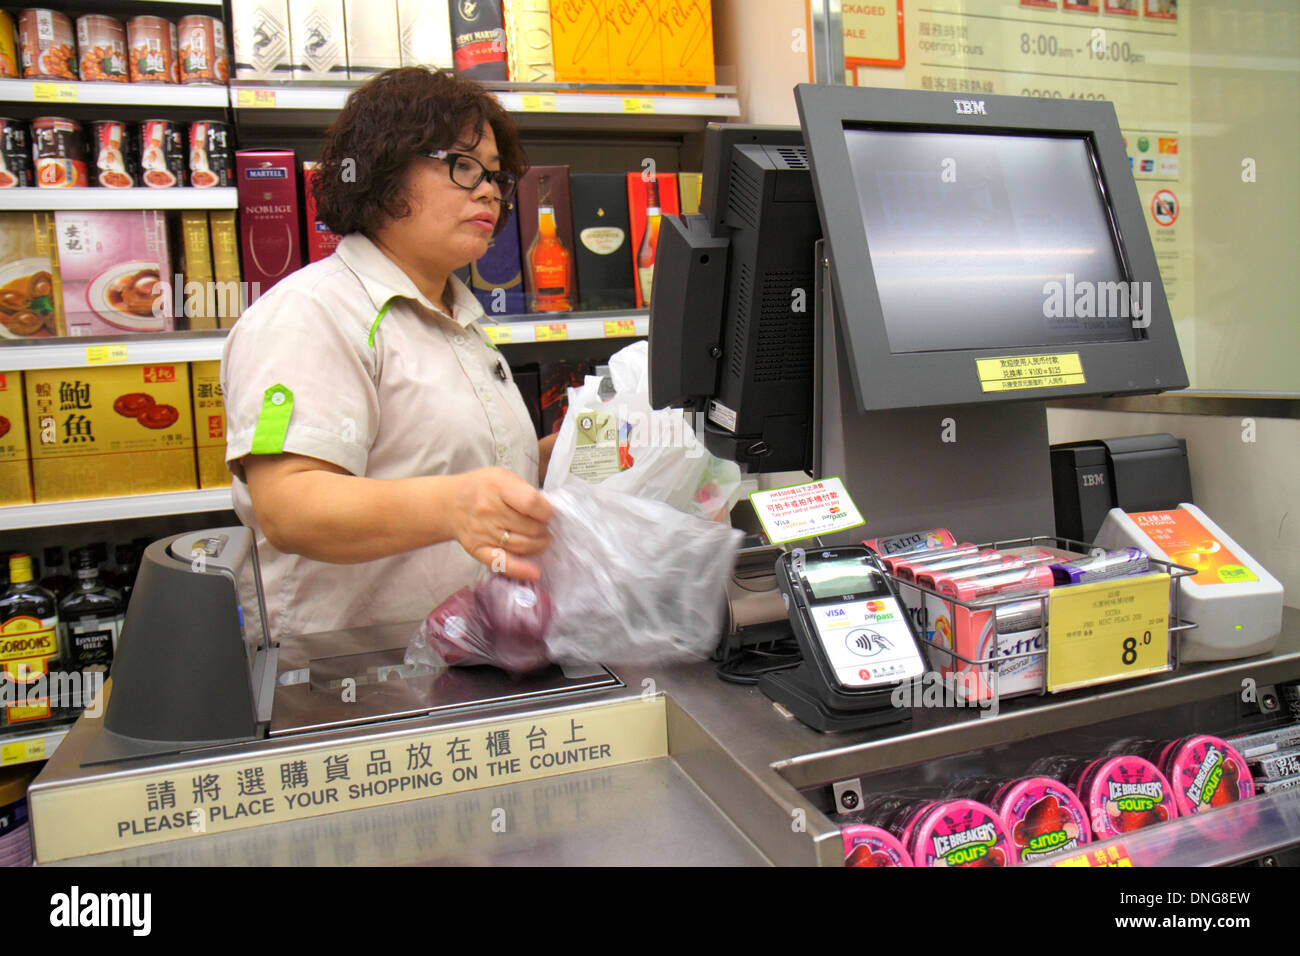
left=866, top=601, right=885, bottom=612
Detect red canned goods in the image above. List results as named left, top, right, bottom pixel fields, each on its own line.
left=127, top=15, right=174, bottom=83
left=31, top=116, right=87, bottom=187
left=178, top=15, right=227, bottom=84
left=138, top=119, right=184, bottom=187
left=0, top=119, right=33, bottom=187
left=91, top=120, right=138, bottom=188
left=19, top=9, right=76, bottom=80
left=188, top=120, right=232, bottom=187
left=168, top=20, right=179, bottom=83
left=76, top=15, right=129, bottom=82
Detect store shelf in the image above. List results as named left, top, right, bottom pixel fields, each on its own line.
left=0, top=331, right=227, bottom=372
left=0, top=78, right=228, bottom=109
left=484, top=312, right=648, bottom=345
left=0, top=723, right=71, bottom=767
left=0, top=488, right=234, bottom=530
left=1, top=187, right=236, bottom=210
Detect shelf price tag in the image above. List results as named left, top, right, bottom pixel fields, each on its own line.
left=85, top=344, right=129, bottom=365
left=623, top=97, right=655, bottom=114
left=535, top=322, right=568, bottom=341
left=1054, top=843, right=1133, bottom=867
left=32, top=82, right=77, bottom=103
left=1046, top=573, right=1170, bottom=693
left=603, top=319, right=637, bottom=338
left=521, top=94, right=556, bottom=112
left=1, top=737, right=46, bottom=765
left=485, top=325, right=512, bottom=345
left=236, top=88, right=277, bottom=108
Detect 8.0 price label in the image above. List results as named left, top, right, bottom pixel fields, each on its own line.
left=1046, top=574, right=1170, bottom=693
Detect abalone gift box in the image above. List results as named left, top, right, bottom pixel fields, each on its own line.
left=53, top=211, right=173, bottom=336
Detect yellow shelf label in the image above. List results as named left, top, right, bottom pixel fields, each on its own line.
left=236, top=88, right=277, bottom=108
left=32, top=82, right=77, bottom=103
left=85, top=344, right=129, bottom=365
left=1046, top=573, right=1170, bottom=693
left=976, top=352, right=1085, bottom=392
left=485, top=326, right=512, bottom=345
left=603, top=319, right=638, bottom=338
left=535, top=322, right=568, bottom=341
left=521, top=94, right=556, bottom=112
left=623, top=97, right=655, bottom=113
left=1055, top=843, right=1133, bottom=867
left=1, top=737, right=45, bottom=765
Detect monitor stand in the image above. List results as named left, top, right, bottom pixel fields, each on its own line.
left=813, top=244, right=1056, bottom=545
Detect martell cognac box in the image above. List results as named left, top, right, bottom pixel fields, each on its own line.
left=468, top=204, right=525, bottom=317
left=345, top=0, right=401, bottom=77
left=0, top=372, right=33, bottom=506
left=605, top=0, right=660, bottom=84
left=232, top=0, right=293, bottom=79
left=551, top=0, right=608, bottom=83
left=659, top=0, right=713, bottom=86
left=626, top=172, right=678, bottom=309
left=54, top=211, right=173, bottom=336
left=571, top=172, right=634, bottom=311
left=190, top=360, right=230, bottom=489
left=503, top=0, right=555, bottom=81
left=236, top=150, right=303, bottom=303
left=302, top=162, right=342, bottom=262
left=26, top=364, right=197, bottom=502
left=288, top=0, right=347, bottom=80
left=397, top=0, right=453, bottom=68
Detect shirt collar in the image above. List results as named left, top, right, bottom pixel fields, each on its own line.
left=335, top=233, right=485, bottom=329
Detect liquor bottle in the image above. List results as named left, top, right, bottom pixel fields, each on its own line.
left=637, top=176, right=662, bottom=307
left=0, top=553, right=63, bottom=725
left=40, top=546, right=72, bottom=601
left=58, top=547, right=125, bottom=673
left=528, top=175, right=574, bottom=312
left=109, top=543, right=141, bottom=608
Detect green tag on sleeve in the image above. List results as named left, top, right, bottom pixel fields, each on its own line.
left=250, top=384, right=294, bottom=454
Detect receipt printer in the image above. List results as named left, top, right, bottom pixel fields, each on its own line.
left=1050, top=434, right=1193, bottom=545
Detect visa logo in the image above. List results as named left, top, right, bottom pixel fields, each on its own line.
left=826, top=608, right=847, bottom=618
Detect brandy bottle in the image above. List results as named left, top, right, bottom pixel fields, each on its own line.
left=527, top=174, right=573, bottom=312
left=637, top=177, right=662, bottom=307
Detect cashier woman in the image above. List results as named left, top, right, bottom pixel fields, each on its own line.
left=222, top=68, right=555, bottom=641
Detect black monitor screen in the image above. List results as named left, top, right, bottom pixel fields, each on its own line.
left=844, top=127, right=1134, bottom=354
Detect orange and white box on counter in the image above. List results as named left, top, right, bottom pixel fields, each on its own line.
left=0, top=372, right=33, bottom=505
left=25, top=364, right=196, bottom=502
left=190, top=360, right=230, bottom=489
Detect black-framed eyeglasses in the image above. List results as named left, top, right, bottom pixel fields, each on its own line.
left=429, top=150, right=518, bottom=201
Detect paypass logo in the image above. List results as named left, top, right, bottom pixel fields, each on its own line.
left=50, top=886, right=152, bottom=936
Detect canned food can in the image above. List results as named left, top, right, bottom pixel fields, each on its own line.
left=168, top=20, right=180, bottom=84
left=0, top=11, right=19, bottom=78
left=188, top=120, right=232, bottom=187
left=32, top=116, right=87, bottom=187
left=91, top=120, right=137, bottom=187
left=139, top=119, right=184, bottom=187
left=19, top=8, right=76, bottom=80
left=178, top=15, right=228, bottom=85
left=76, top=14, right=128, bottom=82
left=127, top=15, right=174, bottom=83
left=0, top=119, right=33, bottom=187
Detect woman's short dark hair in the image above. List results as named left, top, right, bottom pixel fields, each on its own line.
left=313, top=67, right=528, bottom=238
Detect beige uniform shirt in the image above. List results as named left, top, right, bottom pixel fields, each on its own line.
left=222, top=233, right=538, bottom=641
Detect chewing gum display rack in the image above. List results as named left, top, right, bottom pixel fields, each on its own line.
left=885, top=535, right=1197, bottom=702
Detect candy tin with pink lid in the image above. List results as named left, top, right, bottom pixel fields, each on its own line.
left=842, top=825, right=914, bottom=867
left=1075, top=755, right=1178, bottom=839
left=1161, top=735, right=1255, bottom=815
left=992, top=776, right=1092, bottom=863
left=907, top=799, right=1014, bottom=867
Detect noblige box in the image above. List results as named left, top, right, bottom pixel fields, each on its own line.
left=190, top=360, right=230, bottom=489
left=0, top=372, right=33, bottom=505
left=25, top=364, right=196, bottom=502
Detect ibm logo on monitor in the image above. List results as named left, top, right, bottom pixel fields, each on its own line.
left=953, top=99, right=987, bottom=115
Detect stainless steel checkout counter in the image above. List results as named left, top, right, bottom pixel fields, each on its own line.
left=28, top=534, right=1300, bottom=867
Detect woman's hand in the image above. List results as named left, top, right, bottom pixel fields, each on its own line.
left=451, top=467, right=554, bottom=581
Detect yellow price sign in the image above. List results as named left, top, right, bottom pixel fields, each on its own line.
left=1054, top=843, right=1133, bottom=867
left=535, top=322, right=568, bottom=341
left=623, top=97, right=655, bottom=114
left=521, top=94, right=556, bottom=112
left=236, top=88, right=277, bottom=108
left=33, top=82, right=78, bottom=103
left=1046, top=573, right=1170, bottom=693
left=1, top=737, right=45, bottom=765
left=976, top=352, right=1085, bottom=393
left=485, top=325, right=512, bottom=345
left=85, top=344, right=129, bottom=365
left=603, top=319, right=637, bottom=338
